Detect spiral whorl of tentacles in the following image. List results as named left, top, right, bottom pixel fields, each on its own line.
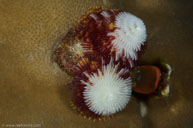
left=54, top=7, right=147, bottom=120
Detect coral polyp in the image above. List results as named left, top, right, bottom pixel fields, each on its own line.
left=71, top=58, right=132, bottom=118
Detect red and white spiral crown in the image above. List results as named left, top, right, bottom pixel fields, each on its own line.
left=71, top=57, right=132, bottom=117
left=75, top=8, right=147, bottom=68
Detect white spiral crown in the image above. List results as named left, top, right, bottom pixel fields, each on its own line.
left=81, top=60, right=132, bottom=116
left=108, top=12, right=147, bottom=61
